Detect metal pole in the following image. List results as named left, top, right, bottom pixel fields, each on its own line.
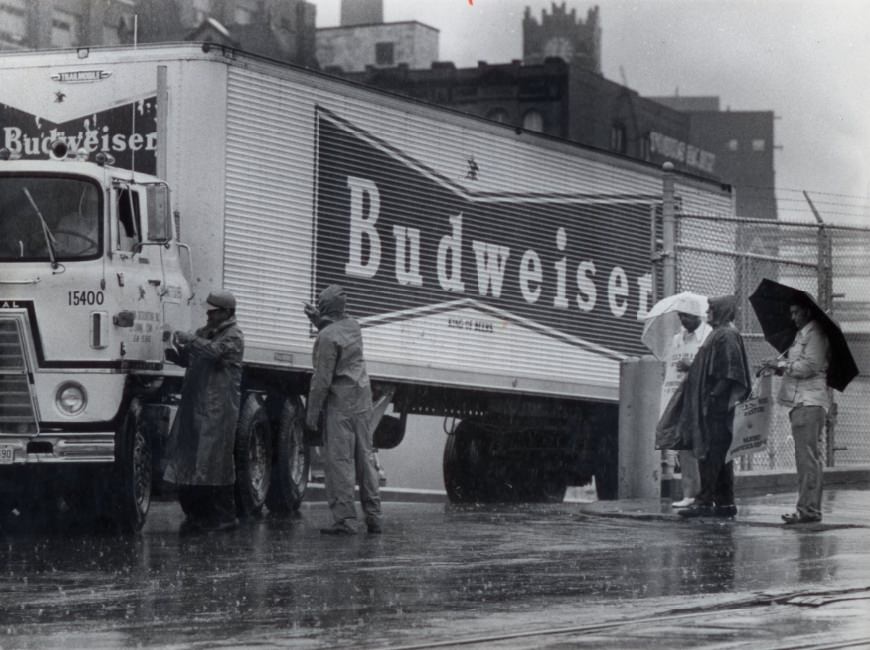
left=803, top=191, right=837, bottom=466
left=156, top=66, right=168, bottom=181
left=803, top=191, right=833, bottom=311
left=661, top=162, right=676, bottom=296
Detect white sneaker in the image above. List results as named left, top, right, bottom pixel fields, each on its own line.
left=672, top=497, right=695, bottom=508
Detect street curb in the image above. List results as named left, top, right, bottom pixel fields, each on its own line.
left=578, top=508, right=869, bottom=530
left=663, top=466, right=870, bottom=499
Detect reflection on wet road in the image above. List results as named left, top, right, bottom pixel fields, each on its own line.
left=1, top=495, right=869, bottom=649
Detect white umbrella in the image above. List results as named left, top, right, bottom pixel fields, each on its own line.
left=641, top=291, right=709, bottom=360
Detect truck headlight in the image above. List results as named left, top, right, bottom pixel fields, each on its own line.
left=56, top=382, right=87, bottom=415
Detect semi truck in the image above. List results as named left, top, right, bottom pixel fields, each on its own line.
left=0, top=44, right=734, bottom=530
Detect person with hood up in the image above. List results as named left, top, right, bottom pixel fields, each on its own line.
left=677, top=295, right=751, bottom=519
left=304, top=284, right=382, bottom=535
left=164, top=289, right=244, bottom=533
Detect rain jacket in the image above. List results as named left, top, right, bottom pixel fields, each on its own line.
left=673, top=296, right=751, bottom=460
left=164, top=318, right=244, bottom=486
left=305, top=285, right=372, bottom=430
left=778, top=320, right=831, bottom=411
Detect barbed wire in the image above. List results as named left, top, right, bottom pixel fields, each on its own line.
left=734, top=185, right=870, bottom=223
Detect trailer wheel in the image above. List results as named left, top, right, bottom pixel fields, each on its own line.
left=234, top=393, right=273, bottom=517
left=265, top=396, right=310, bottom=514
left=110, top=397, right=152, bottom=532
left=443, top=421, right=491, bottom=503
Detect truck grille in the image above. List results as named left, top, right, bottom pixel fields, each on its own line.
left=0, top=317, right=37, bottom=434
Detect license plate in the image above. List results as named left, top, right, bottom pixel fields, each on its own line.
left=0, top=445, right=14, bottom=464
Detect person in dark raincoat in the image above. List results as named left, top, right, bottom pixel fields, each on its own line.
left=677, top=295, right=751, bottom=519
left=164, top=290, right=244, bottom=532
left=304, top=284, right=382, bottom=535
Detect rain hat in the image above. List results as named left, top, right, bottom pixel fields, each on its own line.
left=205, top=289, right=236, bottom=311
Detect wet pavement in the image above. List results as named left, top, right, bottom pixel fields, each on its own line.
left=0, top=489, right=869, bottom=649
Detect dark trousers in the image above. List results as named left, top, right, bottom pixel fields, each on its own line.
left=178, top=485, right=236, bottom=526
left=696, top=446, right=734, bottom=507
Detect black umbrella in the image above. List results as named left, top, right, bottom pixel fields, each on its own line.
left=748, top=278, right=859, bottom=392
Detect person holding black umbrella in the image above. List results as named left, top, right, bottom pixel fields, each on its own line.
left=761, top=296, right=831, bottom=524
left=751, top=278, right=859, bottom=525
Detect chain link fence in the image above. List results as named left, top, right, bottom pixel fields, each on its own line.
left=671, top=213, right=870, bottom=471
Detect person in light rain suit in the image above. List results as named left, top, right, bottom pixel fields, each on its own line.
left=164, top=290, right=244, bottom=533
left=304, top=284, right=382, bottom=535
left=660, top=308, right=711, bottom=508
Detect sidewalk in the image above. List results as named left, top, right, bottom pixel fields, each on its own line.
left=577, top=485, right=870, bottom=530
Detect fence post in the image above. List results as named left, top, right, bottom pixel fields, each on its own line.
left=804, top=191, right=837, bottom=467
left=661, top=162, right=676, bottom=297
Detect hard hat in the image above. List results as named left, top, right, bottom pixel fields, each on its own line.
left=205, top=289, right=236, bottom=311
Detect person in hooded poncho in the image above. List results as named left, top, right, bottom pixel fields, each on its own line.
left=164, top=290, right=244, bottom=533
left=304, top=285, right=382, bottom=535
left=677, top=295, right=751, bottom=519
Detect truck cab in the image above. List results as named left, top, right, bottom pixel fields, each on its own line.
left=0, top=142, right=191, bottom=530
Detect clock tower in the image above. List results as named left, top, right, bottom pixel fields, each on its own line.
left=523, top=3, right=601, bottom=72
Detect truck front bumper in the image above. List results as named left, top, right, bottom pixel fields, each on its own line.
left=0, top=433, right=115, bottom=465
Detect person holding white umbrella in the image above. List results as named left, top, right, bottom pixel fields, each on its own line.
left=642, top=291, right=711, bottom=507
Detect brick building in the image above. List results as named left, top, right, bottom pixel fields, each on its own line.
left=0, top=0, right=317, bottom=67
left=523, top=2, right=600, bottom=73
left=650, top=95, right=777, bottom=219
left=317, top=20, right=438, bottom=73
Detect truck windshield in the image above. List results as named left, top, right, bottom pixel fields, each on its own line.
left=0, top=176, right=101, bottom=261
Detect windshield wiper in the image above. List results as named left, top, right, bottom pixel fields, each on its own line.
left=22, top=187, right=58, bottom=269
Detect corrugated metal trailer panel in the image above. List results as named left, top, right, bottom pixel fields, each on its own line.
left=217, top=55, right=733, bottom=400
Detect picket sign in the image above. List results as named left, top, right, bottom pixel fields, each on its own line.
left=726, top=373, right=773, bottom=463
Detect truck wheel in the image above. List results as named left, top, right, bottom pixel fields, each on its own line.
left=265, top=396, right=310, bottom=514
left=110, top=397, right=152, bottom=532
left=443, top=421, right=491, bottom=503
left=234, top=393, right=273, bottom=517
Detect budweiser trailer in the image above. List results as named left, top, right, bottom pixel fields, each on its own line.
left=0, top=44, right=734, bottom=529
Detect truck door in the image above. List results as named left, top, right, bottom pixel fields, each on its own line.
left=110, top=183, right=163, bottom=364
left=141, top=183, right=192, bottom=341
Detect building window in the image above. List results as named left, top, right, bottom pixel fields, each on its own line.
left=522, top=110, right=544, bottom=133
left=641, top=133, right=651, bottom=161
left=193, top=0, right=210, bottom=23
left=375, top=42, right=394, bottom=66
left=234, top=7, right=253, bottom=25
left=610, top=123, right=626, bottom=154
left=752, top=139, right=766, bottom=151
left=727, top=139, right=739, bottom=151
left=486, top=108, right=509, bottom=124
left=51, top=8, right=81, bottom=47
left=102, top=22, right=119, bottom=45
left=0, top=0, right=28, bottom=44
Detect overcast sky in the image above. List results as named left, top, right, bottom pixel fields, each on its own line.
left=309, top=0, right=869, bottom=225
